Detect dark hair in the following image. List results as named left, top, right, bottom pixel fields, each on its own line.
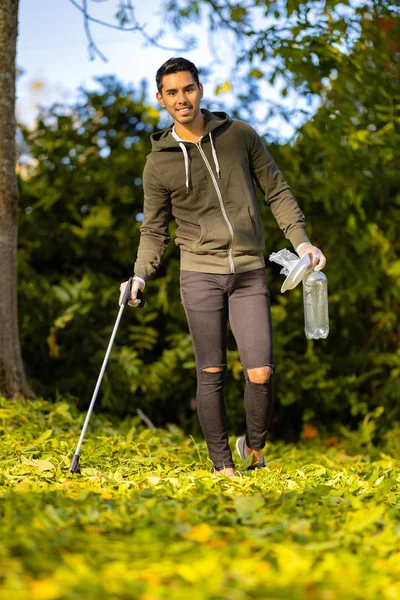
left=156, top=57, right=200, bottom=93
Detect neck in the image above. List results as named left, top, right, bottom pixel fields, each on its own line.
left=174, top=110, right=205, bottom=141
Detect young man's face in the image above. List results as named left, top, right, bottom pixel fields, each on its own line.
left=156, top=70, right=203, bottom=126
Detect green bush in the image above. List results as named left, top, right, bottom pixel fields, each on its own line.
left=17, top=44, right=399, bottom=435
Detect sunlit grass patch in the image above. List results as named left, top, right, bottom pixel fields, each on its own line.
left=0, top=397, right=399, bottom=599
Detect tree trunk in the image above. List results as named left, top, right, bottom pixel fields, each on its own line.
left=0, top=0, right=33, bottom=398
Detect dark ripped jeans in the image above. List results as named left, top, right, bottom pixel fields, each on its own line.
left=180, top=268, right=275, bottom=470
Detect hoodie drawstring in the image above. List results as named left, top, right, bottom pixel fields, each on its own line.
left=209, top=132, right=221, bottom=179
left=178, top=142, right=190, bottom=191
left=172, top=128, right=221, bottom=191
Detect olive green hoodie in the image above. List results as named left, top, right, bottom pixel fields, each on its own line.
left=133, top=109, right=310, bottom=282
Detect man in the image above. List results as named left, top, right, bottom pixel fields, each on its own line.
left=120, top=57, right=326, bottom=477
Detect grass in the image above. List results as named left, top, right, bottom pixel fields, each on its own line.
left=0, top=397, right=399, bottom=600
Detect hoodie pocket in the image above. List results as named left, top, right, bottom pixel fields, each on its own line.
left=193, top=214, right=231, bottom=253
left=175, top=218, right=202, bottom=246
left=231, top=205, right=264, bottom=253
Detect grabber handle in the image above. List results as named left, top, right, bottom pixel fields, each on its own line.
left=121, top=277, right=145, bottom=308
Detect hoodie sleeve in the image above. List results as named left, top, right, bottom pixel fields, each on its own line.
left=133, top=156, right=172, bottom=282
left=246, top=125, right=311, bottom=249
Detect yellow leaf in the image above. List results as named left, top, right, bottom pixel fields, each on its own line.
left=148, top=476, right=161, bottom=486
left=47, top=327, right=60, bottom=359
left=146, top=107, right=160, bottom=120
left=355, top=129, right=370, bottom=143
left=31, top=81, right=45, bottom=92
left=254, top=560, right=271, bottom=574
left=21, top=456, right=55, bottom=472
left=32, top=516, right=45, bottom=530
left=138, top=593, right=161, bottom=600
left=271, top=543, right=313, bottom=578
left=249, top=69, right=263, bottom=79
left=347, top=505, right=385, bottom=532
left=175, top=557, right=219, bottom=582
left=386, top=260, right=400, bottom=280
left=183, top=523, right=213, bottom=543
left=215, top=81, right=231, bottom=96
left=30, top=578, right=61, bottom=600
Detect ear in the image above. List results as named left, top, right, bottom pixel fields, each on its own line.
left=199, top=83, right=204, bottom=99
left=156, top=92, right=165, bottom=108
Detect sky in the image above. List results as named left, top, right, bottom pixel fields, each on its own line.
left=16, top=0, right=316, bottom=139
left=17, top=1, right=206, bottom=121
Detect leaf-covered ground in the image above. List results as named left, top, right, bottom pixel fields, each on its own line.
left=0, top=398, right=399, bottom=600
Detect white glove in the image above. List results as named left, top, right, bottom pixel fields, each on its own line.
left=119, top=277, right=145, bottom=307
left=296, top=242, right=326, bottom=271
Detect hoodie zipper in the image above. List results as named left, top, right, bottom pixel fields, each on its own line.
left=194, top=139, right=235, bottom=274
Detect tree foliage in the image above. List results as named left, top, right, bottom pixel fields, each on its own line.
left=264, top=11, right=399, bottom=430
left=161, top=0, right=399, bottom=136
left=18, top=78, right=194, bottom=426
left=17, top=2, right=399, bottom=435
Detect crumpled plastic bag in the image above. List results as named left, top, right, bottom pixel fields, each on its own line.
left=269, top=249, right=299, bottom=276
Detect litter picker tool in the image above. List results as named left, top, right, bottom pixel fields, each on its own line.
left=69, top=277, right=144, bottom=473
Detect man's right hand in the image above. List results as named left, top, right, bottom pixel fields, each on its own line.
left=119, top=277, right=145, bottom=307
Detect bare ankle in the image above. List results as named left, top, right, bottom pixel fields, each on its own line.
left=245, top=443, right=263, bottom=462
left=216, top=466, right=236, bottom=476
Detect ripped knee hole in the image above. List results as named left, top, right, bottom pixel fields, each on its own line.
left=246, top=365, right=273, bottom=384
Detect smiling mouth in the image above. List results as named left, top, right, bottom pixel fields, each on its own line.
left=177, top=106, right=192, bottom=114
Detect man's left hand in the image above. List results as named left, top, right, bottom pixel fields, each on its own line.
left=296, top=242, right=326, bottom=271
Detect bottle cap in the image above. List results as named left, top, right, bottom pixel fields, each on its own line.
left=281, top=253, right=312, bottom=293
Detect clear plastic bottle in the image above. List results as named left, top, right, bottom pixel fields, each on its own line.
left=302, top=271, right=329, bottom=339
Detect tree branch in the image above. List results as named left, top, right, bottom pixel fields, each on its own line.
left=68, top=0, right=194, bottom=62
left=82, top=0, right=108, bottom=61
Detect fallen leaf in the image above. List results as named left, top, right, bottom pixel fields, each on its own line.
left=21, top=456, right=55, bottom=472
left=183, top=523, right=213, bottom=543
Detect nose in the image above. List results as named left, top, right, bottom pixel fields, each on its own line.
left=177, top=90, right=188, bottom=104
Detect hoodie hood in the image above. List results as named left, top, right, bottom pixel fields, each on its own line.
left=150, top=109, right=230, bottom=151
left=149, top=109, right=230, bottom=193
